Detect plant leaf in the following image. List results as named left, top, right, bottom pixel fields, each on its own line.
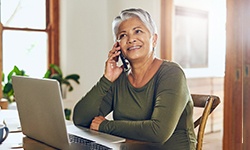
left=43, top=70, right=51, bottom=78
left=68, top=85, right=73, bottom=91
left=19, top=70, right=26, bottom=76
left=13, top=66, right=26, bottom=76
left=7, top=70, right=15, bottom=82
left=61, top=80, right=74, bottom=91
left=2, top=72, right=5, bottom=82
left=62, top=80, right=70, bottom=86
left=64, top=108, right=71, bottom=120
left=65, top=74, right=80, bottom=84
left=49, top=64, right=62, bottom=76
left=51, top=74, right=63, bottom=84
left=3, top=83, right=12, bottom=93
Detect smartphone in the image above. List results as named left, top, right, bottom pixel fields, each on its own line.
left=116, top=41, right=129, bottom=72
left=119, top=51, right=129, bottom=72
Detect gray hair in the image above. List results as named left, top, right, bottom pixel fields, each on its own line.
left=112, top=8, right=157, bottom=41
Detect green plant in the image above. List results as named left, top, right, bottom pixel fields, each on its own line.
left=2, top=66, right=27, bottom=103
left=64, top=108, right=72, bottom=120
left=43, top=64, right=80, bottom=98
left=43, top=64, right=80, bottom=120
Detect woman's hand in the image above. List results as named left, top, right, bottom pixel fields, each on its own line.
left=104, top=42, right=124, bottom=82
left=90, top=116, right=106, bottom=131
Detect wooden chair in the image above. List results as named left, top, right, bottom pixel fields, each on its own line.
left=191, top=94, right=220, bottom=150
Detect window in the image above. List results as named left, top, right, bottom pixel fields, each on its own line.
left=173, top=6, right=208, bottom=69
left=0, top=0, right=59, bottom=80
left=161, top=0, right=226, bottom=78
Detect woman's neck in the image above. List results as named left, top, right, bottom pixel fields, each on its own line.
left=128, top=55, right=156, bottom=88
left=130, top=50, right=155, bottom=73
left=130, top=57, right=155, bottom=75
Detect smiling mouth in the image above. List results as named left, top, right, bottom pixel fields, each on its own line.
left=127, top=46, right=141, bottom=51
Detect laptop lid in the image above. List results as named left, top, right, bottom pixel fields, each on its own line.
left=12, top=76, right=125, bottom=149
left=12, top=75, right=71, bottom=149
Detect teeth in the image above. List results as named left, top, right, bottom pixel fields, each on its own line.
left=128, top=46, right=140, bottom=50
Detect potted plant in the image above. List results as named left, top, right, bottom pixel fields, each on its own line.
left=1, top=66, right=27, bottom=109
left=43, top=64, right=80, bottom=120
left=43, top=64, right=80, bottom=99
left=2, top=66, right=27, bottom=103
left=0, top=64, right=78, bottom=120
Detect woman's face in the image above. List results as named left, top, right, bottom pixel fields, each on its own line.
left=117, top=17, right=157, bottom=62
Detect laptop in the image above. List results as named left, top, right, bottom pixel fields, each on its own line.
left=12, top=75, right=125, bottom=150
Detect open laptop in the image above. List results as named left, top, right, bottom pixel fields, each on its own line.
left=12, top=75, right=125, bottom=150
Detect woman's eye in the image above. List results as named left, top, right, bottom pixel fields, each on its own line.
left=118, top=34, right=126, bottom=40
left=135, top=30, right=142, bottom=34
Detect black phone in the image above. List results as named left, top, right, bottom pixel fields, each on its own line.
left=117, top=42, right=129, bottom=72
left=119, top=51, right=129, bottom=72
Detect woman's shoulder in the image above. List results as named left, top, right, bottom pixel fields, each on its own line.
left=161, top=60, right=183, bottom=68
left=153, top=60, right=187, bottom=82
left=159, top=60, right=184, bottom=73
left=153, top=60, right=187, bottom=87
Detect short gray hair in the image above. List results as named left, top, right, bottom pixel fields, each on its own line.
left=112, top=8, right=157, bottom=41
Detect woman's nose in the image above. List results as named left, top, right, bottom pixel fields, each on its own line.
left=128, top=38, right=136, bottom=44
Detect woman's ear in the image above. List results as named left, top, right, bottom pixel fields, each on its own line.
left=152, top=34, right=158, bottom=48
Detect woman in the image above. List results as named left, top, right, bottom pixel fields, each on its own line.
left=73, top=8, right=196, bottom=150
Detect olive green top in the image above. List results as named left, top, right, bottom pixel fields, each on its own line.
left=73, top=61, right=197, bottom=150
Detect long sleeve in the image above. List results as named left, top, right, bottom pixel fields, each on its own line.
left=99, top=62, right=193, bottom=144
left=73, top=76, right=114, bottom=127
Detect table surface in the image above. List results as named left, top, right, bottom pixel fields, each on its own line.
left=0, top=109, right=163, bottom=150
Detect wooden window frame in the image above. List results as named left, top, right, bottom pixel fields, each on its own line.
left=160, top=0, right=173, bottom=60
left=0, top=0, right=60, bottom=98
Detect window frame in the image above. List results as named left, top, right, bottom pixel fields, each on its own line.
left=0, top=0, right=60, bottom=98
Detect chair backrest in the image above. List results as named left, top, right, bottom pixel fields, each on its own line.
left=191, top=94, right=220, bottom=150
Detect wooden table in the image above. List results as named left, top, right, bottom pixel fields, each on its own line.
left=0, top=110, right=163, bottom=150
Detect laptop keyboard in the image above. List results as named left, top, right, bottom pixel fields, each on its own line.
left=69, top=134, right=112, bottom=150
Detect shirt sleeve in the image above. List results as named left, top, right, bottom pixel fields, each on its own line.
left=99, top=65, right=190, bottom=143
left=73, top=76, right=113, bottom=127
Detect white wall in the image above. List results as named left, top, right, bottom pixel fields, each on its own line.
left=60, top=0, right=161, bottom=103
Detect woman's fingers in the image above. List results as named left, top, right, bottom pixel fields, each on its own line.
left=108, top=50, right=120, bottom=63
left=90, top=116, right=106, bottom=131
left=108, top=43, right=121, bottom=59
left=104, top=43, right=123, bottom=82
left=107, top=42, right=121, bottom=66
